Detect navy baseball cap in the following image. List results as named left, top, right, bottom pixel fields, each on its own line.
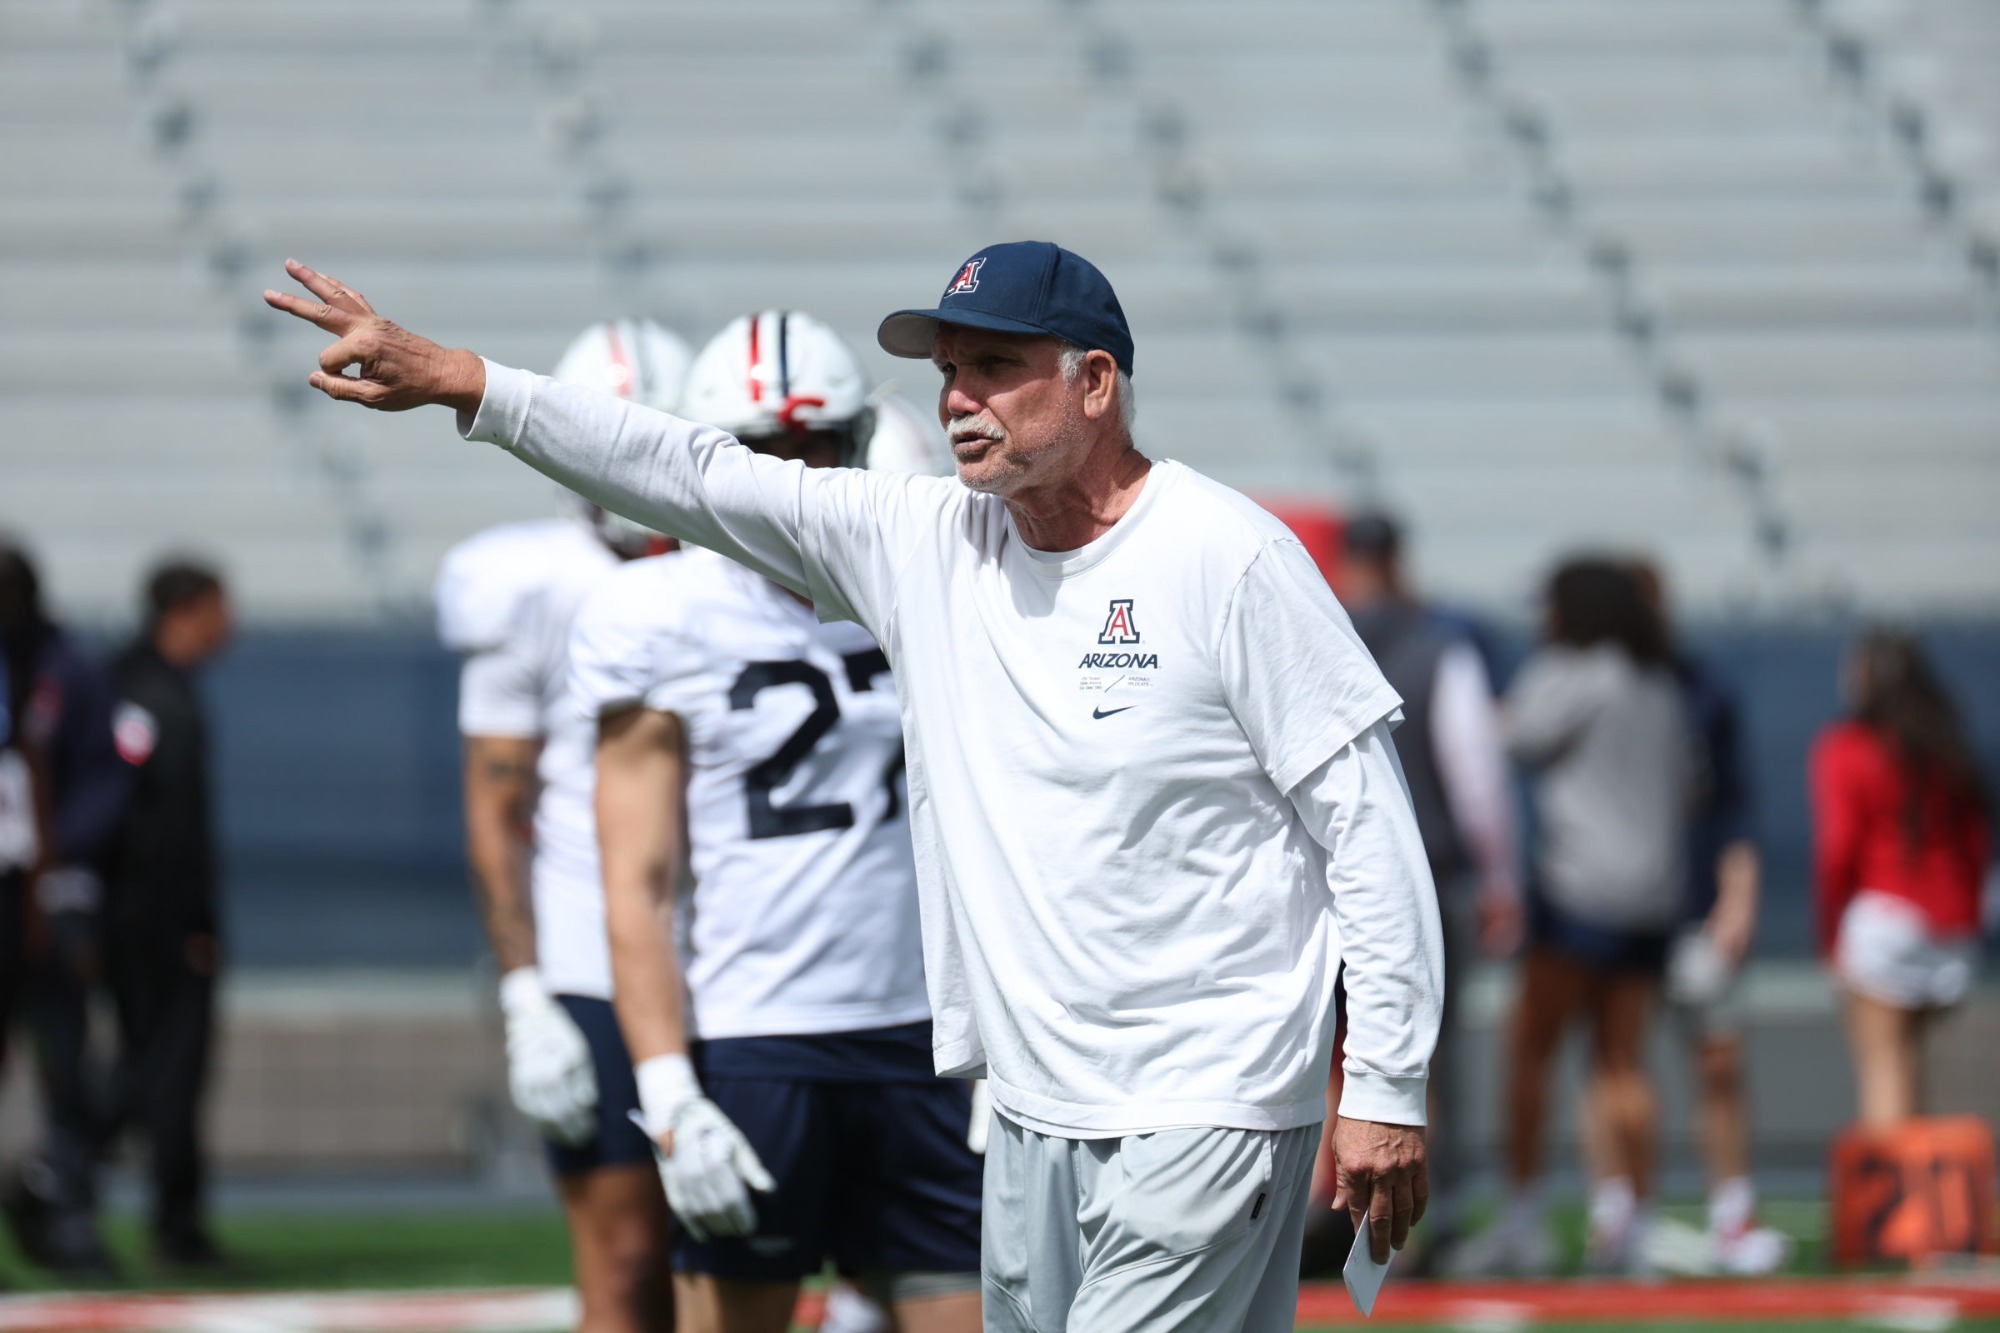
left=877, top=241, right=1135, bottom=376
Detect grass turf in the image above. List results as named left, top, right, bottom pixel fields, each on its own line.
left=0, top=1207, right=576, bottom=1292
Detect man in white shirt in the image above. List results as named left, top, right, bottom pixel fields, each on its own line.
left=438, top=320, right=688, bottom=1333
left=269, top=243, right=1444, bottom=1333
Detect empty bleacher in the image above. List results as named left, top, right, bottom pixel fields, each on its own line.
left=1, top=0, right=1994, bottom=624
left=1466, top=0, right=2000, bottom=611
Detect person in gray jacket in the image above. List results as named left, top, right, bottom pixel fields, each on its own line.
left=1449, top=557, right=1689, bottom=1278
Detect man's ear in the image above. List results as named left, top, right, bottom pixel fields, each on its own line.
left=1080, top=349, right=1120, bottom=422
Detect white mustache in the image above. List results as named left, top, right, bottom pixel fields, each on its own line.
left=948, top=416, right=1005, bottom=446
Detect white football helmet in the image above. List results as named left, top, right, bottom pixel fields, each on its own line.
left=867, top=394, right=953, bottom=477
left=553, top=317, right=692, bottom=411
left=681, top=311, right=875, bottom=466
left=552, top=319, right=692, bottom=556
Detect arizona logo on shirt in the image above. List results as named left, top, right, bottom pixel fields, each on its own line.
left=1098, top=599, right=1140, bottom=645
left=944, top=258, right=984, bottom=297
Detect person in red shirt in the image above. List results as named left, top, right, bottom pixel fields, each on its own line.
left=1811, top=628, right=1991, bottom=1128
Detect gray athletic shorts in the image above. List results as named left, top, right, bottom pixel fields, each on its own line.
left=981, top=1112, right=1319, bottom=1333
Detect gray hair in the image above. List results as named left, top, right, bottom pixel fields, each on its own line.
left=1057, top=344, right=1136, bottom=434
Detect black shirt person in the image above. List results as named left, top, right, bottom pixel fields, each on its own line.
left=0, top=542, right=130, bottom=1280
left=104, top=560, right=233, bottom=1268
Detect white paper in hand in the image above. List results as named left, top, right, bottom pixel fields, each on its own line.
left=1343, top=1225, right=1394, bottom=1318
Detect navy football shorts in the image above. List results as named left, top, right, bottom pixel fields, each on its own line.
left=544, top=994, right=654, bottom=1177
left=674, top=1032, right=983, bottom=1281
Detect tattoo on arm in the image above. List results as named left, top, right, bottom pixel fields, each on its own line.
left=463, top=735, right=542, bottom=973
left=471, top=865, right=538, bottom=971
left=598, top=707, right=695, bottom=1064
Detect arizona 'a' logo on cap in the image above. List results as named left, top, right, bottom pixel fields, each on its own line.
left=944, top=257, right=984, bottom=297
left=1098, top=598, right=1140, bottom=645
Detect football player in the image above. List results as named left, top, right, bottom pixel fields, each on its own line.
left=436, top=319, right=688, bottom=1333
left=571, top=312, right=982, bottom=1333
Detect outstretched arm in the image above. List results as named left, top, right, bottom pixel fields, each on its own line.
left=266, top=261, right=891, bottom=613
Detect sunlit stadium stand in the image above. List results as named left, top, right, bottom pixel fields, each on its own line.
left=2, top=0, right=1996, bottom=623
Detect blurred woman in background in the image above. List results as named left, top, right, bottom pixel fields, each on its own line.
left=1812, top=629, right=1990, bottom=1128
left=1449, top=558, right=1689, bottom=1278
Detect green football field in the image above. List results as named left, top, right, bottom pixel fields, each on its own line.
left=0, top=1208, right=578, bottom=1293
left=2, top=1204, right=1997, bottom=1331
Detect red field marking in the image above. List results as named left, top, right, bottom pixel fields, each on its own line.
left=1295, top=1275, right=2000, bottom=1325
left=8, top=1278, right=2000, bottom=1332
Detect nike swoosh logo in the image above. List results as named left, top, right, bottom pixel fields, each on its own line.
left=1092, top=705, right=1135, bottom=720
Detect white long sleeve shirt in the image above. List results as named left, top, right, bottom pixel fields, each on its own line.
left=462, top=361, right=1444, bottom=1134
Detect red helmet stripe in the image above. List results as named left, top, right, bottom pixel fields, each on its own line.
left=776, top=393, right=827, bottom=431
left=745, top=312, right=764, bottom=403
left=604, top=321, right=633, bottom=398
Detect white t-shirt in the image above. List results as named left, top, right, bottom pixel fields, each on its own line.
left=463, top=363, right=1443, bottom=1136
left=436, top=517, right=621, bottom=1000
left=566, top=546, right=932, bottom=1041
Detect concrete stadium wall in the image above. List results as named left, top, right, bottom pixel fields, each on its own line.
left=5, top=619, right=1985, bottom=1184
left=180, top=620, right=2000, bottom=964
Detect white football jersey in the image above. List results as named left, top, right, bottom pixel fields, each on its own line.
left=567, top=545, right=930, bottom=1042
left=436, top=518, right=621, bottom=1000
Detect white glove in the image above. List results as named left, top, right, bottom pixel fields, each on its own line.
left=635, top=1054, right=775, bottom=1242
left=967, top=1079, right=991, bottom=1155
left=499, top=968, right=598, bottom=1146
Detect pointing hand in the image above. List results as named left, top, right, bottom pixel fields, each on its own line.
left=263, top=259, right=485, bottom=413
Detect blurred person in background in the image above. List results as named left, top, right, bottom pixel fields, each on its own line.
left=1812, top=628, right=1990, bottom=1128
left=0, top=560, right=41, bottom=1299
left=1, top=546, right=57, bottom=1229
left=576, top=314, right=981, bottom=1333
left=1613, top=562, right=1787, bottom=1276
left=96, top=560, right=233, bottom=1269
left=436, top=320, right=689, bottom=1333
left=1334, top=512, right=1519, bottom=1271
left=1449, top=558, right=1689, bottom=1277
left=0, top=541, right=130, bottom=1280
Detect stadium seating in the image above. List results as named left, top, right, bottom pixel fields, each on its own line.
left=1, top=0, right=1994, bottom=622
